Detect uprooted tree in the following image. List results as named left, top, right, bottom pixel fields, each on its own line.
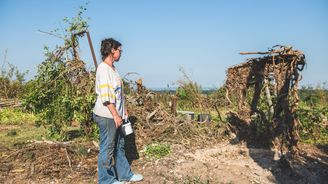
left=23, top=5, right=96, bottom=139
left=225, top=45, right=306, bottom=155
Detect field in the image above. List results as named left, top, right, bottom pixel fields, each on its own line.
left=0, top=98, right=327, bottom=184
left=0, top=130, right=327, bottom=183
left=1, top=8, right=327, bottom=183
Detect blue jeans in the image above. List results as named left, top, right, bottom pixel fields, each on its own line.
left=93, top=114, right=134, bottom=184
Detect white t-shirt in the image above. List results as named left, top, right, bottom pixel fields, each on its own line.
left=93, top=62, right=125, bottom=119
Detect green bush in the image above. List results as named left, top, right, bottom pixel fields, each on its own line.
left=296, top=103, right=328, bottom=144
left=0, top=108, right=36, bottom=125
left=299, top=86, right=328, bottom=106
left=0, top=62, right=28, bottom=99
left=145, top=143, right=171, bottom=159
left=176, top=68, right=204, bottom=110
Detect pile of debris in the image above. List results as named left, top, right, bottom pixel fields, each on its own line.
left=0, top=141, right=98, bottom=183
left=225, top=45, right=306, bottom=153
left=0, top=99, right=21, bottom=109
left=124, top=79, right=225, bottom=149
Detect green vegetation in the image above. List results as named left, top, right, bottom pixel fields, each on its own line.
left=297, top=103, right=328, bottom=144
left=298, top=88, right=327, bottom=144
left=0, top=108, right=36, bottom=125
left=176, top=68, right=204, bottom=110
left=0, top=111, right=47, bottom=149
left=0, top=61, right=28, bottom=99
left=144, top=143, right=171, bottom=159
left=0, top=125, right=47, bottom=149
left=182, top=176, right=210, bottom=184
left=296, top=85, right=328, bottom=144
left=6, top=129, right=17, bottom=136
left=22, top=4, right=95, bottom=140
left=299, top=85, right=328, bottom=106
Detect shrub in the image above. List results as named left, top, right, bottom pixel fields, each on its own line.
left=144, top=143, right=171, bottom=159
left=0, top=108, right=36, bottom=125
left=296, top=103, right=328, bottom=144
left=0, top=62, right=28, bottom=99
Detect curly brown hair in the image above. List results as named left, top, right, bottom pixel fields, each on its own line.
left=100, top=38, right=122, bottom=61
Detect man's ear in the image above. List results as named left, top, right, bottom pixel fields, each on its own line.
left=111, top=48, right=115, bottom=54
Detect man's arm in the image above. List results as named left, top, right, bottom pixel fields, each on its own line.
left=107, top=103, right=122, bottom=128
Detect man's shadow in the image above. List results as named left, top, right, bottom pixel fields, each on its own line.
left=124, top=115, right=139, bottom=164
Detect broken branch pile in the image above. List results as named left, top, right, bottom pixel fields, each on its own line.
left=124, top=80, right=225, bottom=149
left=225, top=45, right=306, bottom=153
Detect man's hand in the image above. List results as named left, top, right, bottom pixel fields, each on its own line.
left=106, top=103, right=123, bottom=128
left=113, top=115, right=123, bottom=128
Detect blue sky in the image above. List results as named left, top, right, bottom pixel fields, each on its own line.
left=1, top=0, right=327, bottom=89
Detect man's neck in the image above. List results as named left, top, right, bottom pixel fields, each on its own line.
left=104, top=57, right=115, bottom=69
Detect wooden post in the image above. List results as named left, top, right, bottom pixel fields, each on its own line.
left=86, top=31, right=98, bottom=69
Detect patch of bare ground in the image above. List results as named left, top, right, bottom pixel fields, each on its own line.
left=0, top=140, right=327, bottom=184
left=132, top=141, right=327, bottom=184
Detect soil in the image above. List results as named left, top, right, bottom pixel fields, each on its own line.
left=0, top=139, right=327, bottom=184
